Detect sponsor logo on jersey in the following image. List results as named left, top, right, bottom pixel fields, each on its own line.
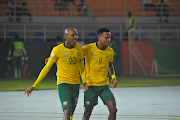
left=92, top=52, right=97, bottom=56
left=63, top=53, right=67, bottom=57
left=63, top=101, right=68, bottom=106
left=60, top=80, right=63, bottom=82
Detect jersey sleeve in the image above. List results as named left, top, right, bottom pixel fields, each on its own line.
left=79, top=44, right=85, bottom=60
left=109, top=48, right=114, bottom=63
left=83, top=44, right=90, bottom=55
left=48, top=47, right=58, bottom=63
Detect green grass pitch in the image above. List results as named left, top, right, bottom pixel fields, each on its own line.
left=0, top=76, right=180, bottom=91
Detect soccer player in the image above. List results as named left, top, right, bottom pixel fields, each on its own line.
left=24, top=28, right=88, bottom=120
left=82, top=28, right=117, bottom=120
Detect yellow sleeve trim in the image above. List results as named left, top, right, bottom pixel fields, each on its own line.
left=79, top=59, right=86, bottom=83
left=32, top=61, right=54, bottom=88
left=111, top=74, right=116, bottom=80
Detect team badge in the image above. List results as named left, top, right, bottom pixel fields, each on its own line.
left=63, top=101, right=68, bottom=106
left=77, top=52, right=80, bottom=56
left=63, top=53, right=67, bottom=57
left=92, top=52, right=97, bottom=56
left=86, top=101, right=90, bottom=105
left=106, top=55, right=109, bottom=59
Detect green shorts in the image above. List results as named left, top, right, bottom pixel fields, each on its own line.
left=57, top=83, right=80, bottom=110
left=84, top=85, right=115, bottom=108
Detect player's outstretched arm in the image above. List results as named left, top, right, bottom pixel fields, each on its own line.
left=24, top=61, right=54, bottom=97
left=108, top=62, right=117, bottom=89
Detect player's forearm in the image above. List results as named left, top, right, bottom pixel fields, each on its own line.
left=79, top=59, right=86, bottom=83
left=32, top=61, right=54, bottom=88
left=108, top=64, right=116, bottom=80
left=81, top=70, right=86, bottom=83
left=108, top=63, right=115, bottom=76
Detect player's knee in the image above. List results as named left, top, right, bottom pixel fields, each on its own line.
left=69, top=108, right=74, bottom=116
left=63, top=108, right=69, bottom=115
left=83, top=111, right=91, bottom=118
left=63, top=107, right=74, bottom=116
left=109, top=108, right=117, bottom=115
left=83, top=109, right=92, bottom=119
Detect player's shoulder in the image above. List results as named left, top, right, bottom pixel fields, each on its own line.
left=107, top=46, right=113, bottom=52
left=52, top=43, right=64, bottom=52
left=75, top=43, right=85, bottom=53
left=76, top=43, right=83, bottom=48
left=83, top=42, right=95, bottom=49
left=91, top=42, right=96, bottom=47
left=82, top=44, right=89, bottom=50
left=55, top=43, right=64, bottom=48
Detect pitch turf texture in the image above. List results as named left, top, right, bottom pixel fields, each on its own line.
left=0, top=76, right=180, bottom=91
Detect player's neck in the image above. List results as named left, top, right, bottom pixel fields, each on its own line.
left=64, top=43, right=75, bottom=49
left=96, top=42, right=106, bottom=50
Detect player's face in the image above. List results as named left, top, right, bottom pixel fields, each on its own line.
left=66, top=29, right=78, bottom=47
left=99, top=32, right=111, bottom=47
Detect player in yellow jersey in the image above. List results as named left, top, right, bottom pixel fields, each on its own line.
left=82, top=28, right=117, bottom=120
left=24, top=28, right=88, bottom=120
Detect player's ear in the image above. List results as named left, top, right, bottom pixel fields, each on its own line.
left=65, top=36, right=68, bottom=40
left=98, top=36, right=101, bottom=41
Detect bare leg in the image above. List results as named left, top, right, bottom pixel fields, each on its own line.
left=82, top=107, right=93, bottom=120
left=106, top=100, right=117, bottom=120
left=63, top=107, right=74, bottom=120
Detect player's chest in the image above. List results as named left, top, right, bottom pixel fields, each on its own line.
left=59, top=50, right=81, bottom=62
left=90, top=50, right=111, bottom=64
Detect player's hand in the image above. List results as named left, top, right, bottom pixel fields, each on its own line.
left=83, top=83, right=88, bottom=93
left=24, top=87, right=35, bottom=97
left=111, top=79, right=117, bottom=89
left=45, top=58, right=49, bottom=64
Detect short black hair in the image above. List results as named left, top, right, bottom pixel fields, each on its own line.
left=97, top=28, right=110, bottom=36
left=14, top=35, right=19, bottom=41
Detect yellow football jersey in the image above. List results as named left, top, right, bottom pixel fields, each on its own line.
left=48, top=43, right=84, bottom=85
left=83, top=42, right=114, bottom=86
